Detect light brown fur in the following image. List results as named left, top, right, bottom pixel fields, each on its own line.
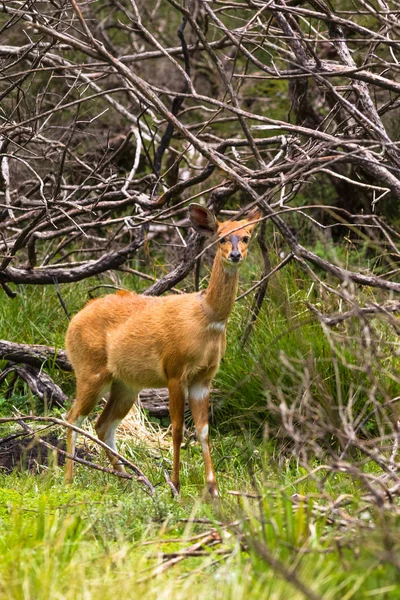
left=65, top=204, right=261, bottom=496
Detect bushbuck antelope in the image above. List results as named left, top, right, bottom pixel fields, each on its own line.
left=65, top=204, right=261, bottom=496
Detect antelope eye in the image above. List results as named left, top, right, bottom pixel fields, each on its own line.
left=242, top=236, right=249, bottom=244
left=219, top=237, right=227, bottom=244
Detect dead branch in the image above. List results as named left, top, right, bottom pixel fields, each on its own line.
left=1, top=362, right=67, bottom=407
left=0, top=340, right=71, bottom=371
left=307, top=301, right=400, bottom=328
left=0, top=415, right=155, bottom=494
left=138, top=532, right=222, bottom=582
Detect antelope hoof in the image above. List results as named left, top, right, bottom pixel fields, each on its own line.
left=169, top=478, right=180, bottom=497
left=111, top=461, right=126, bottom=474
left=208, top=484, right=219, bottom=498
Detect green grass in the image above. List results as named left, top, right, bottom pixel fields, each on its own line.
left=0, top=450, right=399, bottom=599
left=1, top=256, right=400, bottom=598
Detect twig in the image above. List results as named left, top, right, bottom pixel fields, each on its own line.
left=0, top=415, right=155, bottom=494
left=137, top=532, right=221, bottom=582
left=163, top=468, right=180, bottom=498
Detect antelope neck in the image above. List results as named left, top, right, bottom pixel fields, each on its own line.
left=201, top=251, right=239, bottom=323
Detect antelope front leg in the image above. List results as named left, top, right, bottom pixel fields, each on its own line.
left=168, top=379, right=186, bottom=493
left=188, top=382, right=218, bottom=497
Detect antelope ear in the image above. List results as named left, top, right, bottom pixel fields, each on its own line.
left=246, top=206, right=262, bottom=224
left=246, top=206, right=262, bottom=231
left=189, top=204, right=218, bottom=237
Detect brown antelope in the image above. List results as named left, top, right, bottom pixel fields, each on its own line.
left=65, top=204, right=261, bottom=496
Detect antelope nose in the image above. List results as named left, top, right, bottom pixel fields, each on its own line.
left=229, top=251, right=241, bottom=262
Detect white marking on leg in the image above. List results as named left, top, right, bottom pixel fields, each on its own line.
left=199, top=424, right=209, bottom=443
left=206, top=469, right=216, bottom=484
left=189, top=383, right=209, bottom=402
left=71, top=416, right=84, bottom=456
left=104, top=419, right=121, bottom=453
left=208, top=321, right=225, bottom=333
left=199, top=424, right=209, bottom=452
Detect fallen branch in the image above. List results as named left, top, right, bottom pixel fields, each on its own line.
left=0, top=340, right=71, bottom=371
left=0, top=415, right=155, bottom=495
left=0, top=342, right=173, bottom=416
left=1, top=362, right=67, bottom=406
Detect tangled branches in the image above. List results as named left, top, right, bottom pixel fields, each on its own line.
left=0, top=0, right=399, bottom=300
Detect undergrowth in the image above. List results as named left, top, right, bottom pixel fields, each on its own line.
left=0, top=451, right=399, bottom=600
left=1, top=252, right=400, bottom=598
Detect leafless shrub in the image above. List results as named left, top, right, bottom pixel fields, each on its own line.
left=0, top=0, right=399, bottom=298
left=2, top=0, right=400, bottom=507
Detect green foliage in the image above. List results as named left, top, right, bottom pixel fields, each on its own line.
left=0, top=448, right=399, bottom=599
left=1, top=251, right=400, bottom=598
left=212, top=252, right=398, bottom=446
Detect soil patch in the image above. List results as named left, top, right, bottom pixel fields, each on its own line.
left=0, top=432, right=91, bottom=474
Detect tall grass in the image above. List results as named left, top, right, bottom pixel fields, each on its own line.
left=1, top=252, right=400, bottom=598
left=0, top=456, right=399, bottom=599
